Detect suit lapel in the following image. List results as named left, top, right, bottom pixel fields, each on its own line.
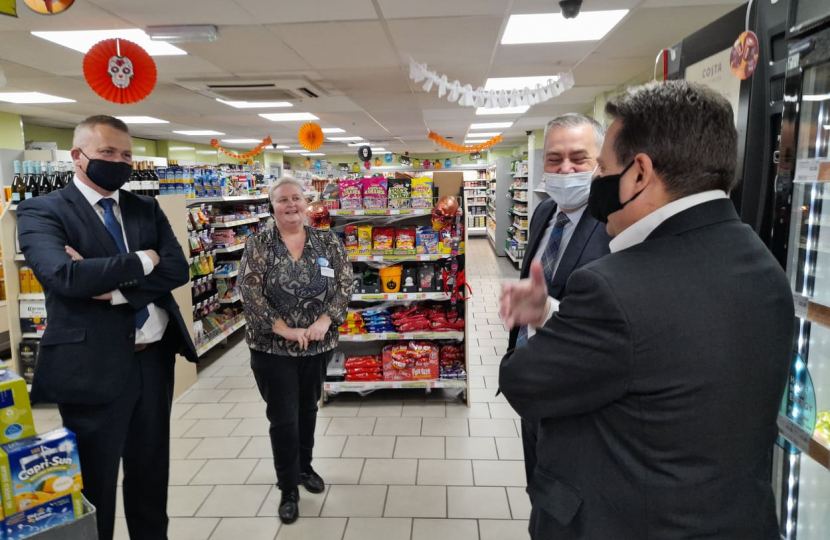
left=522, top=200, right=557, bottom=278
left=60, top=182, right=122, bottom=256
left=550, top=211, right=601, bottom=299
left=118, top=191, right=141, bottom=252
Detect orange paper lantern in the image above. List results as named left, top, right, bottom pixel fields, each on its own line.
left=83, top=38, right=157, bottom=104
left=298, top=123, right=324, bottom=151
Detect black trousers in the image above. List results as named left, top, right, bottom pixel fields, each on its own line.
left=250, top=349, right=330, bottom=491
left=59, top=341, right=175, bottom=540
left=522, top=417, right=539, bottom=489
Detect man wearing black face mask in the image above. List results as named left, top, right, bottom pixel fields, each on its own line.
left=499, top=81, right=792, bottom=540
left=16, top=115, right=197, bottom=540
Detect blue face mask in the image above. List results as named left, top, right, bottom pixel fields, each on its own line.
left=542, top=167, right=596, bottom=210
left=587, top=161, right=641, bottom=223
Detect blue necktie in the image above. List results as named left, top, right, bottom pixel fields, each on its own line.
left=517, top=211, right=570, bottom=347
left=99, top=198, right=149, bottom=328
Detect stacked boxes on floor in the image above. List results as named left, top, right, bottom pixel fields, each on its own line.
left=0, top=369, right=86, bottom=539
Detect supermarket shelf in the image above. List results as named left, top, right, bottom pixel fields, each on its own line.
left=14, top=254, right=25, bottom=261
left=340, top=331, right=464, bottom=341
left=212, top=217, right=259, bottom=228
left=21, top=333, right=41, bottom=339
left=257, top=213, right=271, bottom=219
left=467, top=227, right=486, bottom=232
left=214, top=270, right=239, bottom=279
left=513, top=197, right=528, bottom=202
left=330, top=208, right=433, bottom=216
left=196, top=318, right=247, bottom=357
left=219, top=294, right=242, bottom=304
left=512, top=211, right=528, bottom=216
left=467, top=203, right=486, bottom=207
left=513, top=224, right=528, bottom=231
left=18, top=293, right=45, bottom=300
left=513, top=174, right=528, bottom=178
left=187, top=194, right=268, bottom=205
left=487, top=228, right=496, bottom=245
left=325, top=379, right=467, bottom=392
left=507, top=251, right=523, bottom=266
left=794, top=293, right=830, bottom=328
left=0, top=301, right=6, bottom=308
left=349, top=254, right=453, bottom=262
left=464, top=186, right=487, bottom=191
left=214, top=244, right=246, bottom=254
left=509, top=238, right=528, bottom=245
left=351, top=292, right=451, bottom=302
left=511, top=186, right=528, bottom=190
left=778, top=416, right=830, bottom=470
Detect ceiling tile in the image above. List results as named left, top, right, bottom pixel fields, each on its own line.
left=321, top=67, right=412, bottom=93
left=235, top=0, right=378, bottom=23
left=387, top=17, right=502, bottom=66
left=4, top=1, right=134, bottom=30
left=270, top=21, right=399, bottom=69
left=492, top=42, right=595, bottom=68
left=378, top=0, right=510, bottom=19
left=86, top=0, right=258, bottom=25
left=573, top=55, right=654, bottom=86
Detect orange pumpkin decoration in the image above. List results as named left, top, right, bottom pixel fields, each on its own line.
left=298, top=123, right=324, bottom=151
left=83, top=38, right=157, bottom=104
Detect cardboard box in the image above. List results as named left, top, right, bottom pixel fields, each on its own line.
left=18, top=303, right=46, bottom=336
left=0, top=369, right=35, bottom=445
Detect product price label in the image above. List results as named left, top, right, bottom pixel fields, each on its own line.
left=777, top=415, right=812, bottom=451
left=793, top=293, right=810, bottom=320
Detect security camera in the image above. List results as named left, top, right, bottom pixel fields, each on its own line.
left=559, top=0, right=582, bottom=19
left=271, top=143, right=277, bottom=149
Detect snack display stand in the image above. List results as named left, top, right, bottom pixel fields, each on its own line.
left=323, top=173, right=471, bottom=405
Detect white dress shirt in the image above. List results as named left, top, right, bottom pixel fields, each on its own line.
left=73, top=177, right=169, bottom=344
left=538, top=190, right=730, bottom=327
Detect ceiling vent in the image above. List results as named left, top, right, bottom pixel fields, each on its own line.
left=175, top=76, right=327, bottom=102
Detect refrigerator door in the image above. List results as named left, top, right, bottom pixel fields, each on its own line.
left=776, top=60, right=830, bottom=540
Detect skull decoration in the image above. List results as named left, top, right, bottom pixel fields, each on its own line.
left=108, top=55, right=133, bottom=89
left=432, top=196, right=459, bottom=232
left=306, top=201, right=331, bottom=230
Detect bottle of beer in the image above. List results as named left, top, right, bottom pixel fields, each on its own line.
left=11, top=161, right=24, bottom=204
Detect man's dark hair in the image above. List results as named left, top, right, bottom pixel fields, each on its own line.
left=605, top=80, right=738, bottom=198
left=73, top=115, right=130, bottom=147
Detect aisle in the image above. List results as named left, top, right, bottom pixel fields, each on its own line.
left=112, top=237, right=525, bottom=540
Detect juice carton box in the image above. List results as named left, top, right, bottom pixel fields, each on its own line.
left=0, top=428, right=84, bottom=527
left=0, top=369, right=35, bottom=445
left=4, top=494, right=75, bottom=540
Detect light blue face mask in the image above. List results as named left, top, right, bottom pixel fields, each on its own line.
left=543, top=167, right=597, bottom=210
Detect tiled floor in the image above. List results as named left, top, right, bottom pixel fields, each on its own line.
left=34, top=238, right=526, bottom=540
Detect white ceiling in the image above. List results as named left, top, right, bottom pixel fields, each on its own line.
left=0, top=0, right=746, bottom=155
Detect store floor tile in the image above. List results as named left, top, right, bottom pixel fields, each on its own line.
left=150, top=238, right=535, bottom=538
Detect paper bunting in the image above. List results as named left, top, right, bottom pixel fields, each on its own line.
left=298, top=122, right=324, bottom=151
left=429, top=131, right=502, bottom=154
left=410, top=57, right=574, bottom=109
left=83, top=38, right=157, bottom=104
left=0, top=0, right=17, bottom=17
left=210, top=136, right=272, bottom=160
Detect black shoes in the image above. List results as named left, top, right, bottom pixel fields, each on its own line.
left=300, top=469, right=325, bottom=494
left=278, top=488, right=300, bottom=524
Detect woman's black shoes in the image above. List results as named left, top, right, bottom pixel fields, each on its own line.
left=300, top=469, right=325, bottom=494
left=279, top=488, right=300, bottom=524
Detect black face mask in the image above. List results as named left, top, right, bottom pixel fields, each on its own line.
left=79, top=150, right=132, bottom=192
left=587, top=160, right=642, bottom=223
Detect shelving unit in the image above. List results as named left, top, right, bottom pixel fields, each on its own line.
left=329, top=172, right=470, bottom=405
left=486, top=157, right=514, bottom=256
left=506, top=160, right=530, bottom=267
left=462, top=169, right=488, bottom=236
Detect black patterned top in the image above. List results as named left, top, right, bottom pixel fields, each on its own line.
left=239, top=226, right=353, bottom=356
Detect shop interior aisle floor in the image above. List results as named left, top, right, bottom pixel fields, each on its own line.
left=32, top=238, right=525, bottom=540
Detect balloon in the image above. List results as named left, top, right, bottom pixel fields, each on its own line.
left=444, top=159, right=452, bottom=168
left=364, top=161, right=371, bottom=170
left=385, top=153, right=393, bottom=163
left=306, top=201, right=331, bottom=230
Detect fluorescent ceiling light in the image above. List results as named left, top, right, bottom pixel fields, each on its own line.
left=31, top=29, right=187, bottom=56
left=217, top=99, right=292, bottom=109
left=466, top=132, right=500, bottom=137
left=273, top=145, right=291, bottom=149
left=117, top=116, right=168, bottom=124
left=259, top=112, right=319, bottom=121
left=221, top=139, right=263, bottom=144
left=501, top=10, right=628, bottom=44
left=284, top=149, right=310, bottom=153
left=476, top=106, right=530, bottom=116
left=322, top=128, right=345, bottom=134
left=470, top=122, right=513, bottom=129
left=196, top=150, right=217, bottom=155
left=484, top=76, right=559, bottom=91
left=465, top=140, right=488, bottom=144
left=173, top=130, right=225, bottom=136
left=169, top=146, right=194, bottom=151
left=146, top=25, right=218, bottom=43
left=370, top=148, right=386, bottom=152
left=330, top=136, right=363, bottom=141
left=303, top=153, right=325, bottom=156
left=0, top=92, right=75, bottom=104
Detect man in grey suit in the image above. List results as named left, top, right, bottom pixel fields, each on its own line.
left=499, top=80, right=793, bottom=539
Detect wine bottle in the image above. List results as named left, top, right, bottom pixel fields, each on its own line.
left=149, top=162, right=160, bottom=197
left=36, top=162, right=51, bottom=196
left=24, top=162, right=39, bottom=199
left=11, top=161, right=24, bottom=204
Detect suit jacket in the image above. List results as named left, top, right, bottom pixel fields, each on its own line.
left=17, top=182, right=197, bottom=405
left=507, top=198, right=611, bottom=350
left=499, top=199, right=793, bottom=540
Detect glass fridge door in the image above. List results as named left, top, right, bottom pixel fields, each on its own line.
left=777, top=60, right=830, bottom=540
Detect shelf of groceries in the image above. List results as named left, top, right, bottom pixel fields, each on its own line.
left=322, top=174, right=469, bottom=396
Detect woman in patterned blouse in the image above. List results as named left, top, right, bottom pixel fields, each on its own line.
left=239, top=177, right=353, bottom=525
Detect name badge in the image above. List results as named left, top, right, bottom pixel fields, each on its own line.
left=321, top=267, right=335, bottom=278
left=317, top=257, right=330, bottom=267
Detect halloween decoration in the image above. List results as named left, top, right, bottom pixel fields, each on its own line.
left=84, top=38, right=156, bottom=104
left=306, top=201, right=331, bottom=230
left=298, top=122, right=324, bottom=151
left=432, top=196, right=459, bottom=232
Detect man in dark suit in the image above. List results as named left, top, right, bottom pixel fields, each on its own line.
left=508, top=113, right=611, bottom=486
left=17, top=115, right=197, bottom=540
left=499, top=81, right=793, bottom=539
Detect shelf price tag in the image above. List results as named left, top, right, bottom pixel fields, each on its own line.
left=354, top=210, right=364, bottom=216
left=390, top=209, right=400, bottom=215
left=794, top=293, right=810, bottom=320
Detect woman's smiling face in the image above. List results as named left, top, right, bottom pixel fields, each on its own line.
left=272, top=183, right=308, bottom=230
